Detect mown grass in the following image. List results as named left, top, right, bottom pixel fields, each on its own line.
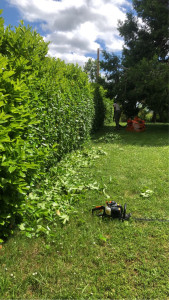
left=0, top=123, right=169, bottom=299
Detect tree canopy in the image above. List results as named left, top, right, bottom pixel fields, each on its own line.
left=100, top=0, right=169, bottom=120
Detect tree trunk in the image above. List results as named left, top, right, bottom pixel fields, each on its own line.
left=151, top=111, right=156, bottom=123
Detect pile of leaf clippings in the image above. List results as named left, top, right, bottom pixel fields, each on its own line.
left=18, top=147, right=107, bottom=238
left=94, top=133, right=121, bottom=143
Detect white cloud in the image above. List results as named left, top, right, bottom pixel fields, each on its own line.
left=7, top=0, right=131, bottom=66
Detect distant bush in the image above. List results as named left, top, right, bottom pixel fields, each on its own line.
left=103, top=98, right=114, bottom=124
left=91, top=84, right=106, bottom=131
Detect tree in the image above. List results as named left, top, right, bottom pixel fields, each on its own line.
left=100, top=51, right=121, bottom=99
left=118, top=12, right=154, bottom=67
left=131, top=56, right=169, bottom=121
left=118, top=0, right=169, bottom=66
left=133, top=0, right=169, bottom=62
left=99, top=0, right=169, bottom=120
left=83, top=58, right=97, bottom=82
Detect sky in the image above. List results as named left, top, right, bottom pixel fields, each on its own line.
left=0, top=0, right=133, bottom=67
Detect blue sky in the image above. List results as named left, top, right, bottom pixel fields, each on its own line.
left=1, top=0, right=132, bottom=66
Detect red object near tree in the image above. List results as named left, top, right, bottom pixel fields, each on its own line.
left=126, top=117, right=145, bottom=132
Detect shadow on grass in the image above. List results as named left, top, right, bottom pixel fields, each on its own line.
left=92, top=123, right=169, bottom=147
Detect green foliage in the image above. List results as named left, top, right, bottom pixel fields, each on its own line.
left=133, top=0, right=168, bottom=61
left=17, top=147, right=103, bottom=238
left=83, top=58, right=97, bottom=82
left=0, top=22, right=49, bottom=79
left=132, top=56, right=169, bottom=120
left=0, top=54, right=41, bottom=238
left=138, top=108, right=153, bottom=122
left=100, top=51, right=121, bottom=99
left=0, top=17, right=52, bottom=239
left=0, top=11, right=4, bottom=47
left=91, top=84, right=106, bottom=131
left=100, top=1, right=169, bottom=120
left=104, top=98, right=114, bottom=124
left=118, top=1, right=169, bottom=119
left=94, top=132, right=121, bottom=144
left=26, top=58, right=94, bottom=161
left=119, top=55, right=169, bottom=119
left=0, top=15, right=95, bottom=238
left=118, top=0, right=169, bottom=66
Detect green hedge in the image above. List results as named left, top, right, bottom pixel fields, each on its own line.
left=0, top=15, right=94, bottom=238
left=0, top=54, right=42, bottom=237
left=29, top=58, right=94, bottom=161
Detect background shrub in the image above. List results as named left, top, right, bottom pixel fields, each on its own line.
left=91, top=84, right=106, bottom=131
left=103, top=97, right=114, bottom=124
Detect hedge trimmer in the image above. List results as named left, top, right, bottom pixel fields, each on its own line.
left=92, top=201, right=131, bottom=221
left=92, top=201, right=169, bottom=222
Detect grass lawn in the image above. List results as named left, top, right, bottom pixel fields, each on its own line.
left=0, top=123, right=169, bottom=299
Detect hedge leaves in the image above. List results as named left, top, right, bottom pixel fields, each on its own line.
left=0, top=14, right=95, bottom=238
